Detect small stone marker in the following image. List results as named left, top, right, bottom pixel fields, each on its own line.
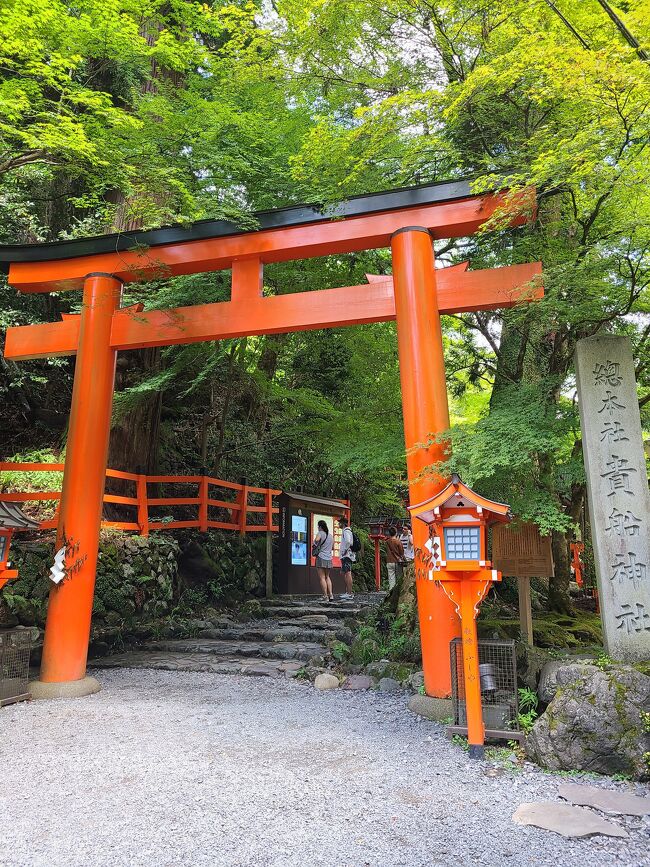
left=575, top=335, right=650, bottom=662
left=314, top=673, right=339, bottom=690
left=559, top=783, right=650, bottom=817
left=512, top=802, right=628, bottom=838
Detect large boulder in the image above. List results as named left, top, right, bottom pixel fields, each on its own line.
left=537, top=659, right=598, bottom=704
left=526, top=664, right=650, bottom=780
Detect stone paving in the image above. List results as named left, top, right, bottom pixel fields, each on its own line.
left=92, top=651, right=304, bottom=677
left=144, top=637, right=328, bottom=661
left=92, top=594, right=383, bottom=678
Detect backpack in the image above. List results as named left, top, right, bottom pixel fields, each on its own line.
left=350, top=530, right=362, bottom=553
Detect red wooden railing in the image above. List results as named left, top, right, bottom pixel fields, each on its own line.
left=0, top=463, right=280, bottom=536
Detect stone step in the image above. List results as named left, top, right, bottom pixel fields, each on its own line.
left=144, top=637, right=327, bottom=662
left=91, top=651, right=304, bottom=678
left=261, top=605, right=363, bottom=620
left=260, top=598, right=362, bottom=613
left=198, top=624, right=350, bottom=645
left=261, top=592, right=385, bottom=608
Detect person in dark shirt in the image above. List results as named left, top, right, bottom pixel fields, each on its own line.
left=385, top=527, right=404, bottom=590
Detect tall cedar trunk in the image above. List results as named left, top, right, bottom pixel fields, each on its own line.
left=212, top=342, right=243, bottom=475
left=104, top=14, right=180, bottom=501
left=109, top=349, right=163, bottom=474
left=105, top=348, right=163, bottom=519
left=549, top=530, right=573, bottom=614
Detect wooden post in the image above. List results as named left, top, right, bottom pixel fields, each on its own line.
left=518, top=576, right=534, bottom=646
left=136, top=466, right=149, bottom=538
left=459, top=580, right=486, bottom=758
left=238, top=477, right=248, bottom=536
left=264, top=481, right=273, bottom=597
left=264, top=482, right=274, bottom=532
left=265, top=532, right=273, bottom=598
left=374, top=538, right=381, bottom=591
left=198, top=467, right=208, bottom=533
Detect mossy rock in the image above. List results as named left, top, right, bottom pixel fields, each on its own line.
left=633, top=660, right=650, bottom=677
left=527, top=664, right=650, bottom=780
left=238, top=599, right=265, bottom=621
left=365, top=660, right=415, bottom=682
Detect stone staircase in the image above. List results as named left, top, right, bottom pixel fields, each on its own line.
left=92, top=593, right=385, bottom=678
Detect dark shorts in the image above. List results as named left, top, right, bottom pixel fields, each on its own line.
left=341, top=557, right=353, bottom=573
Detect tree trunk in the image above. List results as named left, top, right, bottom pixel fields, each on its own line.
left=105, top=348, right=163, bottom=519
left=549, top=529, right=574, bottom=615
left=108, top=348, right=163, bottom=474
left=212, top=341, right=243, bottom=475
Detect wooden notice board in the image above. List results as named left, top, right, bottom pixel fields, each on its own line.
left=491, top=522, right=554, bottom=578
left=492, top=522, right=554, bottom=646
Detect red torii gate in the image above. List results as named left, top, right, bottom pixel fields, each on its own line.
left=1, top=180, right=542, bottom=698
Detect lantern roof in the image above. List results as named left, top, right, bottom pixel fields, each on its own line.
left=0, top=501, right=40, bottom=530
left=409, top=474, right=511, bottom=525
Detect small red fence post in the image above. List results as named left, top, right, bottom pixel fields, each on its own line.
left=199, top=467, right=208, bottom=533
left=374, top=538, right=381, bottom=591
left=264, top=481, right=274, bottom=598
left=136, top=468, right=149, bottom=538
left=238, top=477, right=248, bottom=536
left=265, top=486, right=274, bottom=532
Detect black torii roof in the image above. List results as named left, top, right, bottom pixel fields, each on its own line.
left=0, top=501, right=40, bottom=530
left=0, top=177, right=474, bottom=270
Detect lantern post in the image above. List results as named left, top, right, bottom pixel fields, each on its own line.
left=410, top=474, right=511, bottom=758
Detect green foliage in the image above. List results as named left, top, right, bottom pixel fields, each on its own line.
left=639, top=710, right=650, bottom=734
left=0, top=0, right=293, bottom=227
left=177, top=588, right=209, bottom=611
left=189, top=532, right=266, bottom=605
left=517, top=687, right=540, bottom=734
left=596, top=653, right=616, bottom=671
left=330, top=640, right=350, bottom=663
left=2, top=0, right=650, bottom=633
left=0, top=531, right=180, bottom=627
left=485, top=745, right=522, bottom=771
left=0, top=449, right=63, bottom=521
left=348, top=604, right=421, bottom=665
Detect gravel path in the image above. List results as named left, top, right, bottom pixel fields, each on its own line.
left=1, top=669, right=648, bottom=867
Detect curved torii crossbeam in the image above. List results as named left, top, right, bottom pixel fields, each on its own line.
left=1, top=179, right=543, bottom=697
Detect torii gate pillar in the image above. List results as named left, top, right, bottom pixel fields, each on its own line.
left=391, top=227, right=458, bottom=697
left=36, top=273, right=122, bottom=695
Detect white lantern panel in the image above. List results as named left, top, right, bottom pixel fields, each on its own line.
left=443, top=526, right=480, bottom=561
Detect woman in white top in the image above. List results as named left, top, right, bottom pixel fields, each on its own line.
left=313, top=519, right=334, bottom=602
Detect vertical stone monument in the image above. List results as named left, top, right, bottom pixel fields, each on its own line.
left=575, top=335, right=650, bottom=661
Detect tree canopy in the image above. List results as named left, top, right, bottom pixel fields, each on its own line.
left=1, top=0, right=649, bottom=609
